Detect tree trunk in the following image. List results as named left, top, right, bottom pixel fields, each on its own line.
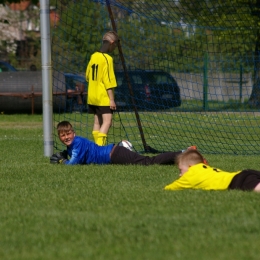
left=249, top=30, right=260, bottom=107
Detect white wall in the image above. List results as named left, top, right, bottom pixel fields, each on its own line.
left=172, top=72, right=252, bottom=102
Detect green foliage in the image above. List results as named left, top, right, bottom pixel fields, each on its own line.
left=51, top=0, right=260, bottom=73
left=1, top=115, right=260, bottom=260
left=52, top=1, right=107, bottom=72
left=179, top=0, right=258, bottom=55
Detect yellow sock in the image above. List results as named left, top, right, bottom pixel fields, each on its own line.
left=92, top=131, right=99, bottom=144
left=96, top=133, right=107, bottom=146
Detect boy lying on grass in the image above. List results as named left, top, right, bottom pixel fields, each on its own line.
left=50, top=121, right=197, bottom=166
left=164, top=149, right=260, bottom=192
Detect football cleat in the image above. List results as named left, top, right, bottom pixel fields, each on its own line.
left=187, top=145, right=197, bottom=150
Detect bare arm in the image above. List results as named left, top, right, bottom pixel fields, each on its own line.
left=107, top=88, right=116, bottom=110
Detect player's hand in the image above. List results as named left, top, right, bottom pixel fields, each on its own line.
left=50, top=152, right=67, bottom=164
left=110, top=100, right=116, bottom=110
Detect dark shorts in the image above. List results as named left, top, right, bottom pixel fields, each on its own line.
left=228, top=169, right=260, bottom=191
left=88, top=105, right=113, bottom=115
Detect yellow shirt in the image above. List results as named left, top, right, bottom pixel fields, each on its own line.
left=86, top=52, right=117, bottom=106
left=164, top=163, right=241, bottom=191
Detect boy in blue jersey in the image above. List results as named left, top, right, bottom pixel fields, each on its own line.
left=51, top=121, right=191, bottom=166
left=164, top=149, right=260, bottom=192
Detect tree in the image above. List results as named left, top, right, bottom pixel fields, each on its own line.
left=51, top=1, right=106, bottom=72
left=248, top=0, right=260, bottom=106
left=178, top=0, right=260, bottom=106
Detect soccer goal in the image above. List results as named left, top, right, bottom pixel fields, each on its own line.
left=52, top=0, right=260, bottom=155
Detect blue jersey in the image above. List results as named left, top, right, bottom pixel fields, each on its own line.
left=64, top=136, right=114, bottom=165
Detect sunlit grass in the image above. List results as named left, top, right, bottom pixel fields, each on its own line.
left=0, top=115, right=260, bottom=260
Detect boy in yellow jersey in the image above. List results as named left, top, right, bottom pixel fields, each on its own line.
left=86, top=31, right=119, bottom=146
left=164, top=149, right=260, bottom=192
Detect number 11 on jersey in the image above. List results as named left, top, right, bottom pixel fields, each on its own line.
left=91, top=64, right=98, bottom=81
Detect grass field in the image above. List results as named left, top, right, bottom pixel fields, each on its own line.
left=1, top=114, right=260, bottom=260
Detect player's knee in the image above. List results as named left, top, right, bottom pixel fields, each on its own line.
left=105, top=120, right=112, bottom=128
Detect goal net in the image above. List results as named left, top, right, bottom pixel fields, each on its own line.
left=52, top=0, right=260, bottom=155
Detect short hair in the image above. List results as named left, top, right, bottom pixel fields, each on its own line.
left=57, top=121, right=74, bottom=135
left=177, top=149, right=204, bottom=167
left=102, top=31, right=119, bottom=43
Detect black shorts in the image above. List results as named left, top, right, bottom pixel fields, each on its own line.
left=88, top=105, right=113, bottom=115
left=228, top=169, right=260, bottom=191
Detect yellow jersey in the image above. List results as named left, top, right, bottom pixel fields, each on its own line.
left=86, top=52, right=117, bottom=106
left=164, top=163, right=241, bottom=191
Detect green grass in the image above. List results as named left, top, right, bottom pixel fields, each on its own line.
left=1, top=114, right=260, bottom=260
